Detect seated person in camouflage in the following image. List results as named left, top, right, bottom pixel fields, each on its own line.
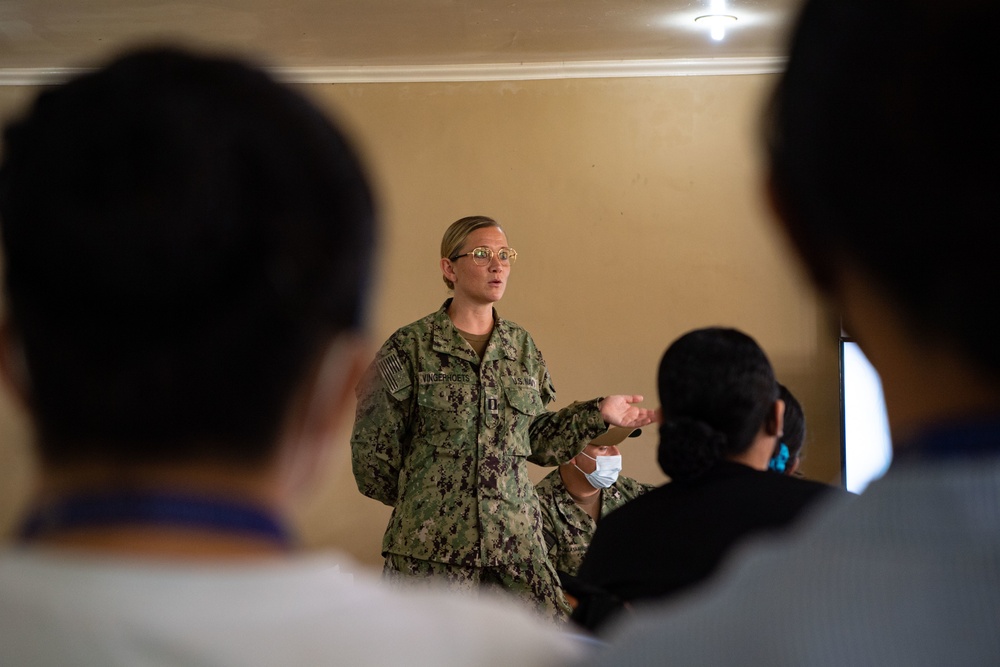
left=350, top=215, right=654, bottom=621
left=536, top=426, right=654, bottom=581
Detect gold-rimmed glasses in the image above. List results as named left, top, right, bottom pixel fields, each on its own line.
left=449, top=246, right=517, bottom=266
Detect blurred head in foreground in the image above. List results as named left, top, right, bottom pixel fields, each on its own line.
left=766, top=0, right=1000, bottom=437
left=0, top=46, right=376, bottom=538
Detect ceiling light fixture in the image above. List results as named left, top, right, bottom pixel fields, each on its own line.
left=695, top=13, right=738, bottom=41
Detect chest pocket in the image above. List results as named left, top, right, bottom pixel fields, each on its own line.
left=503, top=384, right=545, bottom=457
left=505, top=384, right=544, bottom=416
left=415, top=381, right=479, bottom=454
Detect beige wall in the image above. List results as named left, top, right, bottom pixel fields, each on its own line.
left=0, top=73, right=840, bottom=568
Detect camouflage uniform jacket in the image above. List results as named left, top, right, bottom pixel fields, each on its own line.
left=351, top=300, right=608, bottom=569
left=535, top=468, right=654, bottom=577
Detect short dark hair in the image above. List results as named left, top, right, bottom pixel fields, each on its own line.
left=0, top=47, right=376, bottom=467
left=778, top=384, right=805, bottom=462
left=766, top=0, right=1000, bottom=373
left=657, top=328, right=778, bottom=480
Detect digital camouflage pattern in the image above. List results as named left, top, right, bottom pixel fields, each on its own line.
left=351, top=300, right=607, bottom=602
left=382, top=552, right=572, bottom=620
left=535, top=469, right=654, bottom=577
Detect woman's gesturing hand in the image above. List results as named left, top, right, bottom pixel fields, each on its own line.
left=598, top=395, right=656, bottom=428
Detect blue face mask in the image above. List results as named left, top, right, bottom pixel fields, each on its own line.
left=574, top=452, right=622, bottom=489
left=769, top=442, right=790, bottom=473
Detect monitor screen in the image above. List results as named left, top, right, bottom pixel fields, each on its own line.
left=840, top=340, right=893, bottom=493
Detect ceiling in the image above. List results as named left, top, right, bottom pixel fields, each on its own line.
left=1, top=0, right=799, bottom=79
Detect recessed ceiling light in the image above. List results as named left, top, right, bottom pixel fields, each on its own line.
left=695, top=14, right=738, bottom=41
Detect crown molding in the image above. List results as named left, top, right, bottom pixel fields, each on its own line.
left=272, top=57, right=786, bottom=83
left=0, top=56, right=784, bottom=87
left=0, top=67, right=90, bottom=86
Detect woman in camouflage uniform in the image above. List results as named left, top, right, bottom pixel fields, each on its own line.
left=350, top=215, right=653, bottom=619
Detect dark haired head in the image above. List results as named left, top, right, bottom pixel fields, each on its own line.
left=766, top=0, right=1000, bottom=374
left=778, top=384, right=805, bottom=463
left=0, top=47, right=376, bottom=468
left=657, top=328, right=778, bottom=480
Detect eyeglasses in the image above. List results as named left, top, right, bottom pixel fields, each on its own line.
left=449, top=246, right=517, bottom=266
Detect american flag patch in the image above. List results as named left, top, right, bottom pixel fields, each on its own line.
left=376, top=350, right=410, bottom=394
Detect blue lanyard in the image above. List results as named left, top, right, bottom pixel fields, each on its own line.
left=18, top=490, right=293, bottom=549
left=896, top=417, right=1000, bottom=462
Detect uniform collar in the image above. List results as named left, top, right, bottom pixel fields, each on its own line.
left=19, top=490, right=293, bottom=549
left=603, top=484, right=623, bottom=503
left=432, top=299, right=517, bottom=363
left=895, top=416, right=1000, bottom=462
left=550, top=469, right=605, bottom=527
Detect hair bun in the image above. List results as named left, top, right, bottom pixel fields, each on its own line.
left=658, top=417, right=727, bottom=480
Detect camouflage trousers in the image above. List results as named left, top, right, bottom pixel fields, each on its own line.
left=382, top=552, right=571, bottom=622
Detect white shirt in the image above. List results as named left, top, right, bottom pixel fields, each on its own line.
left=0, top=548, right=585, bottom=666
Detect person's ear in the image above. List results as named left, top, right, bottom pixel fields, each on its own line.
left=566, top=448, right=590, bottom=469
left=277, top=333, right=368, bottom=499
left=765, top=398, right=785, bottom=438
left=765, top=172, right=790, bottom=229
left=0, top=318, right=32, bottom=412
left=440, top=257, right=458, bottom=285
left=766, top=172, right=803, bottom=257
left=766, top=172, right=837, bottom=296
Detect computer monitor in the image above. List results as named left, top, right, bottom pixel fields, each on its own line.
left=840, top=339, right=893, bottom=493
